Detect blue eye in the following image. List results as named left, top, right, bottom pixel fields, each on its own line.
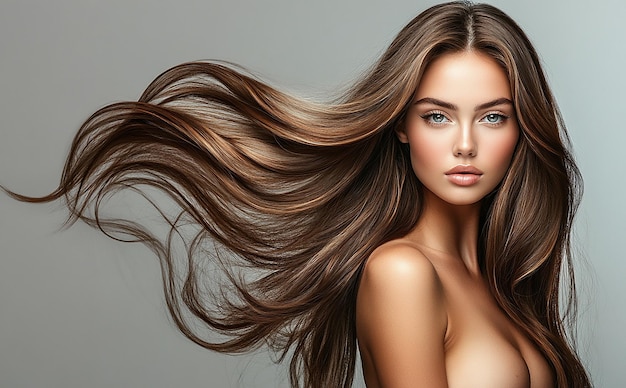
left=481, top=113, right=507, bottom=124
left=431, top=113, right=446, bottom=123
left=422, top=112, right=450, bottom=125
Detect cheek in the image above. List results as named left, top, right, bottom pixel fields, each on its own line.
left=485, top=131, right=519, bottom=173
left=408, top=132, right=449, bottom=174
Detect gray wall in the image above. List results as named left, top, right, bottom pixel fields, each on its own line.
left=1, top=0, right=623, bottom=387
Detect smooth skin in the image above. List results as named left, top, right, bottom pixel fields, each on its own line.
left=356, top=51, right=554, bottom=387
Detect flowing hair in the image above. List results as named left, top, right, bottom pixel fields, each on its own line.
left=6, top=2, right=590, bottom=387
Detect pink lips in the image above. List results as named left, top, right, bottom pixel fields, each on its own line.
left=445, top=165, right=483, bottom=186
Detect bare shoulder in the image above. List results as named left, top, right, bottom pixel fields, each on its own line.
left=362, top=240, right=443, bottom=286
left=357, top=239, right=446, bottom=321
left=356, top=240, right=448, bottom=387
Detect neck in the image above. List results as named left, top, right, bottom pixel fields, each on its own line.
left=406, top=189, right=483, bottom=275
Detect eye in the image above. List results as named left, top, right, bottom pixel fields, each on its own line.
left=421, top=112, right=450, bottom=125
left=480, top=113, right=508, bottom=125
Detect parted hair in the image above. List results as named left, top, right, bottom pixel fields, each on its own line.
left=8, top=2, right=590, bottom=387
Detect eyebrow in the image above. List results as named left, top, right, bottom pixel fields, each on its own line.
left=414, top=97, right=513, bottom=111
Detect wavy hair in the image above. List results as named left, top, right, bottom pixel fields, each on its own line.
left=7, top=2, right=590, bottom=387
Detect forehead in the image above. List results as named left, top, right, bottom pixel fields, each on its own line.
left=415, top=51, right=511, bottom=103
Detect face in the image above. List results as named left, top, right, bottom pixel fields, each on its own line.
left=397, top=51, right=519, bottom=206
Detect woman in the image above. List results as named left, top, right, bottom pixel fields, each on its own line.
left=6, top=1, right=590, bottom=387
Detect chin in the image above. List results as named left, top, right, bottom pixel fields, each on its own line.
left=444, top=198, right=483, bottom=207
left=422, top=185, right=494, bottom=207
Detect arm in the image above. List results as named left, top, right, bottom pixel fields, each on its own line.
left=356, top=242, right=448, bottom=387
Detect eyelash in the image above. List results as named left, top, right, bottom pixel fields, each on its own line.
left=420, top=111, right=449, bottom=126
left=419, top=111, right=509, bottom=127
left=480, top=112, right=509, bottom=126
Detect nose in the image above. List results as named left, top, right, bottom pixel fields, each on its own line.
left=453, top=123, right=476, bottom=157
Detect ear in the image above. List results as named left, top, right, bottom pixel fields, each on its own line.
left=395, top=121, right=410, bottom=144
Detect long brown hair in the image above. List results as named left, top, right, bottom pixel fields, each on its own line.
left=6, top=2, right=590, bottom=387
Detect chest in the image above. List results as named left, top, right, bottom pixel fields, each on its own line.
left=439, top=271, right=554, bottom=388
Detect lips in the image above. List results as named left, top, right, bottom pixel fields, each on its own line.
left=445, top=165, right=483, bottom=186
left=445, top=165, right=483, bottom=175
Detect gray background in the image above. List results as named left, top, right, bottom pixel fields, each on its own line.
left=0, top=0, right=623, bottom=387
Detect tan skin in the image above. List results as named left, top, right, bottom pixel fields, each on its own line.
left=356, top=51, right=555, bottom=387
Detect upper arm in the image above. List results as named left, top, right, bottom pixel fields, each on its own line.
left=356, top=243, right=448, bottom=388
